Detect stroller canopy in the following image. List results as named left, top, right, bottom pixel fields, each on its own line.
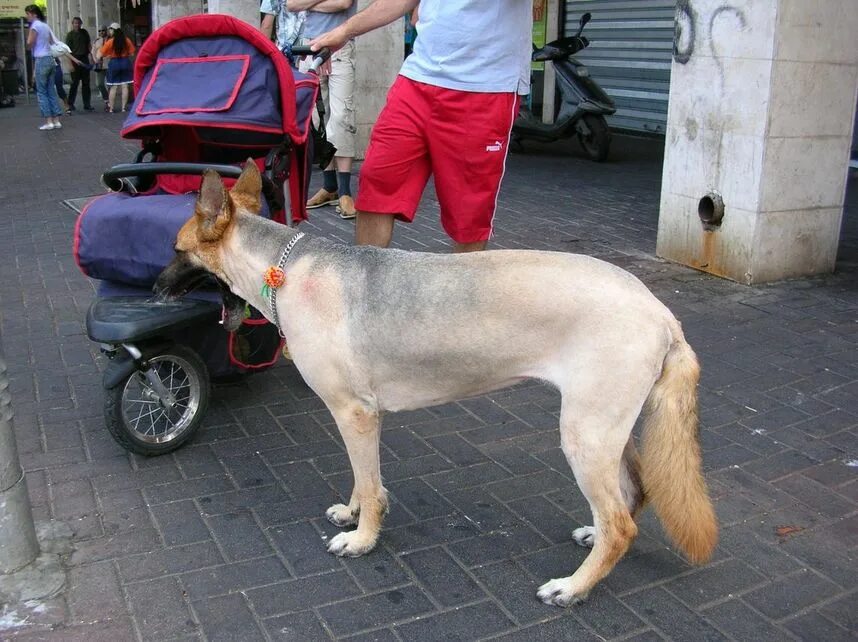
left=122, top=14, right=315, bottom=147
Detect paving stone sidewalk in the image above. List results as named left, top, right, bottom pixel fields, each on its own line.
left=0, top=101, right=856, bottom=641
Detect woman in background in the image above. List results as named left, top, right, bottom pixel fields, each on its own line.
left=96, top=23, right=135, bottom=113
left=24, top=4, right=62, bottom=130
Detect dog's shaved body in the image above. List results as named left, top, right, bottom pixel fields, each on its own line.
left=156, top=165, right=718, bottom=607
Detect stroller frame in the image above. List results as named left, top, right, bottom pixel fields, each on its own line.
left=74, top=14, right=321, bottom=455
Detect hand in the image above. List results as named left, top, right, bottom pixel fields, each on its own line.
left=309, top=25, right=349, bottom=55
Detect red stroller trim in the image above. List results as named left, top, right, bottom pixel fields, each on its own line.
left=136, top=54, right=251, bottom=116
left=131, top=14, right=307, bottom=144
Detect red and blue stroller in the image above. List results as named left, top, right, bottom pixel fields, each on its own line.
left=73, top=15, right=323, bottom=455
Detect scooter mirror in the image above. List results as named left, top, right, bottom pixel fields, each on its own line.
left=574, top=12, right=592, bottom=38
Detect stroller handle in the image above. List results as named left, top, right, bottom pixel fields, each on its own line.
left=290, top=46, right=332, bottom=72
left=101, top=162, right=277, bottom=195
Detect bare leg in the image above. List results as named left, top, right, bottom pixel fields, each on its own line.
left=326, top=402, right=388, bottom=557
left=120, top=85, right=129, bottom=111
left=453, top=240, right=487, bottom=253
left=334, top=156, right=353, bottom=174
left=356, top=211, right=395, bottom=248
left=107, top=85, right=117, bottom=112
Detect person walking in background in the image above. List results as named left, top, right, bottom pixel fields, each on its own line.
left=64, top=16, right=93, bottom=112
left=96, top=23, right=135, bottom=113
left=55, top=50, right=88, bottom=115
left=53, top=57, right=69, bottom=114
left=24, top=4, right=62, bottom=130
left=92, top=26, right=109, bottom=108
left=310, top=0, right=530, bottom=251
left=290, top=0, right=358, bottom=220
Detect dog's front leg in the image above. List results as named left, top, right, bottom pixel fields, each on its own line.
left=326, top=402, right=388, bottom=557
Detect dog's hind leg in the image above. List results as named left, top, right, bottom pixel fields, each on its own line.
left=537, top=373, right=649, bottom=607
left=325, top=402, right=388, bottom=558
left=572, top=437, right=645, bottom=549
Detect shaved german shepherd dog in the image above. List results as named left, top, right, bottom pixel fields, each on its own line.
left=155, top=162, right=717, bottom=607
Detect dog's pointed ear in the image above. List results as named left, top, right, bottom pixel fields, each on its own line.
left=196, top=169, right=232, bottom=242
left=229, top=158, right=262, bottom=214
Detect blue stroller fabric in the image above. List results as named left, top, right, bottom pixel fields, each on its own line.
left=74, top=191, right=269, bottom=288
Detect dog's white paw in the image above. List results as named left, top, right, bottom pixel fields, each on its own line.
left=537, top=578, right=586, bottom=608
left=327, top=530, right=376, bottom=558
left=572, top=526, right=595, bottom=548
left=326, top=503, right=359, bottom=528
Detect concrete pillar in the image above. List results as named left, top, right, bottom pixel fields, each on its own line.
left=94, top=0, right=121, bottom=32
left=60, top=0, right=97, bottom=33
left=47, top=0, right=109, bottom=38
left=0, top=357, right=39, bottom=574
left=657, top=0, right=858, bottom=284
left=207, top=0, right=258, bottom=27
left=0, top=352, right=69, bottom=603
left=352, top=0, right=402, bottom=159
left=152, top=0, right=200, bottom=30
left=77, top=0, right=98, bottom=35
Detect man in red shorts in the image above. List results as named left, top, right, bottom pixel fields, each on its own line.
left=311, top=0, right=531, bottom=252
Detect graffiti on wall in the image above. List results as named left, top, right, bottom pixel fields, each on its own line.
left=674, top=1, right=748, bottom=69
left=674, top=0, right=696, bottom=64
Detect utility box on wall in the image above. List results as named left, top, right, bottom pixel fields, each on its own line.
left=656, top=0, right=858, bottom=284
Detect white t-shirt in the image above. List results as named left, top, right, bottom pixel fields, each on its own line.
left=400, top=0, right=531, bottom=95
left=30, top=20, right=52, bottom=58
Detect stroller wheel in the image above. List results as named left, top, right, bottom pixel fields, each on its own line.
left=105, top=344, right=210, bottom=456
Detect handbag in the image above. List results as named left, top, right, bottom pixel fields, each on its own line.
left=311, top=100, right=337, bottom=171
left=50, top=41, right=71, bottom=58
left=47, top=27, right=71, bottom=58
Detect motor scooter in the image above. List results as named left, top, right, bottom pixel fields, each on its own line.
left=512, top=12, right=616, bottom=162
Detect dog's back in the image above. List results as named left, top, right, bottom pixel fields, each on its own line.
left=284, top=240, right=678, bottom=413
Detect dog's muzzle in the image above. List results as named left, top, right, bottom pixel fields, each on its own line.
left=154, top=254, right=247, bottom=332
left=153, top=253, right=210, bottom=300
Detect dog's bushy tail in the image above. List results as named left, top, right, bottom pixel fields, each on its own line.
left=640, top=334, right=717, bottom=564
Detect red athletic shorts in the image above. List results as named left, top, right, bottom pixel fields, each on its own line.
left=355, top=76, right=520, bottom=244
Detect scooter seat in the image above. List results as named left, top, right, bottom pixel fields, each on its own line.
left=532, top=35, right=588, bottom=61
left=87, top=296, right=221, bottom=343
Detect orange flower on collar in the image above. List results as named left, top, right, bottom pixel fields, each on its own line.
left=261, top=266, right=287, bottom=299
left=264, top=266, right=286, bottom=289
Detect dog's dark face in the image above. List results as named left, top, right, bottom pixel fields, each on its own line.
left=153, top=261, right=246, bottom=332
left=153, top=251, right=211, bottom=299
left=154, top=161, right=262, bottom=332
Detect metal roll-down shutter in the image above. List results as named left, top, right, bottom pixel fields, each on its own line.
left=564, top=0, right=675, bottom=135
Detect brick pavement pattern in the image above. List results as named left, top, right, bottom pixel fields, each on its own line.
left=0, top=101, right=856, bottom=641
